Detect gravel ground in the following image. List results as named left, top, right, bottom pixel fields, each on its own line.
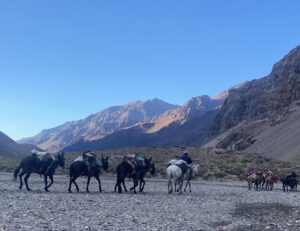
left=1, top=172, right=300, bottom=231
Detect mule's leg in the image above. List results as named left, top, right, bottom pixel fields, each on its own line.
left=130, top=178, right=138, bottom=194
left=122, top=179, right=128, bottom=192
left=24, top=172, right=32, bottom=191
left=140, top=179, right=145, bottom=192
left=68, top=177, right=73, bottom=193
left=19, top=171, right=26, bottom=190
left=114, top=181, right=118, bottom=192
left=44, top=175, right=49, bottom=192
left=255, top=181, right=258, bottom=191
left=95, top=176, right=102, bottom=192
left=133, top=178, right=138, bottom=194
left=141, top=179, right=145, bottom=192
left=270, top=183, right=273, bottom=191
left=47, top=175, right=54, bottom=190
left=115, top=175, right=123, bottom=193
left=118, top=180, right=122, bottom=194
left=72, top=175, right=80, bottom=192
left=86, top=176, right=91, bottom=193
left=139, top=179, right=142, bottom=192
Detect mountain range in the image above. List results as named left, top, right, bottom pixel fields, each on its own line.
left=5, top=45, right=300, bottom=163
left=19, top=95, right=225, bottom=152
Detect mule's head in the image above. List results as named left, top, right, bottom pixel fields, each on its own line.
left=101, top=156, right=109, bottom=171
left=191, top=164, right=200, bottom=176
left=57, top=152, right=65, bottom=169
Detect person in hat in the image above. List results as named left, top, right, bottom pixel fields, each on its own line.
left=181, top=152, right=192, bottom=165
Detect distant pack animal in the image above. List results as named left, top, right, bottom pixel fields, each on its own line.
left=68, top=154, right=109, bottom=193
left=280, top=172, right=298, bottom=192
left=264, top=171, right=278, bottom=191
left=114, top=155, right=155, bottom=193
left=14, top=152, right=65, bottom=191
left=246, top=171, right=266, bottom=191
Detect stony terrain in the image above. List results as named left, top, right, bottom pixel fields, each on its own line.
left=1, top=172, right=300, bottom=230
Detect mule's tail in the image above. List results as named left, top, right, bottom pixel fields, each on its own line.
left=14, top=165, right=21, bottom=180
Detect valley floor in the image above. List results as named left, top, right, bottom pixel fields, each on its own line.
left=1, top=172, right=300, bottom=230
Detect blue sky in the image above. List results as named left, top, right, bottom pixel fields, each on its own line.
left=0, top=1, right=300, bottom=140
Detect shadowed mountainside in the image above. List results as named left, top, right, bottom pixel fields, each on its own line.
left=19, top=98, right=179, bottom=152
left=206, top=45, right=300, bottom=162
left=0, top=131, right=41, bottom=158
left=62, top=95, right=224, bottom=152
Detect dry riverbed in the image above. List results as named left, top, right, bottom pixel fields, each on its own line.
left=1, top=172, right=300, bottom=231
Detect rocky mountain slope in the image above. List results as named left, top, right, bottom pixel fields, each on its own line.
left=63, top=95, right=224, bottom=152
left=19, top=99, right=179, bottom=152
left=0, top=131, right=40, bottom=158
left=206, top=45, right=300, bottom=162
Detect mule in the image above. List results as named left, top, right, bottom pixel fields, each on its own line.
left=68, top=155, right=109, bottom=193
left=114, top=161, right=134, bottom=193
left=247, top=171, right=265, bottom=191
left=265, top=172, right=278, bottom=191
left=129, top=157, right=155, bottom=194
left=114, top=157, right=155, bottom=194
left=183, top=164, right=199, bottom=192
left=281, top=172, right=298, bottom=192
left=14, top=153, right=65, bottom=191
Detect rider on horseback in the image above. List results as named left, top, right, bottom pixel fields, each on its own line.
left=181, top=152, right=192, bottom=165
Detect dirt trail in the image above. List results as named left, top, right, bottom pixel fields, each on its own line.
left=1, top=172, right=300, bottom=230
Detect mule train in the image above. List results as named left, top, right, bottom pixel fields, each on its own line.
left=246, top=170, right=299, bottom=192
left=13, top=150, right=299, bottom=194
left=13, top=150, right=158, bottom=194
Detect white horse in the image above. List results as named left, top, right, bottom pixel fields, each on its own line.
left=166, top=164, right=185, bottom=194
left=183, top=164, right=199, bottom=192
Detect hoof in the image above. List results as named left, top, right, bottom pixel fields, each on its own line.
left=68, top=190, right=72, bottom=193
left=44, top=187, right=49, bottom=192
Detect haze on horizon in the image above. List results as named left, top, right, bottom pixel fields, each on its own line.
left=1, top=1, right=300, bottom=140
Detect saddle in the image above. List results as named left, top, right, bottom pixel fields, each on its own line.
left=168, top=159, right=189, bottom=174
